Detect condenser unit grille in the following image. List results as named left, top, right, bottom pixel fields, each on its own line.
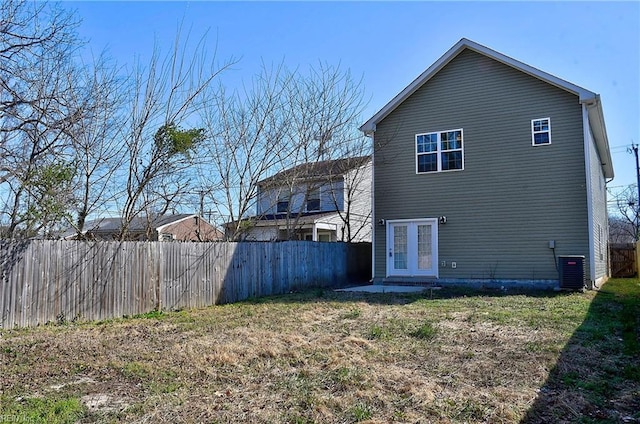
left=558, top=256, right=586, bottom=290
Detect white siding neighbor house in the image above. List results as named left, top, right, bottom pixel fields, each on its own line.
left=227, top=156, right=372, bottom=242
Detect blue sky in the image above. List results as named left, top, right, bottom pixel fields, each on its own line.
left=70, top=1, right=639, bottom=197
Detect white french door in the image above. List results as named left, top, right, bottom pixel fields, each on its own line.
left=387, top=219, right=438, bottom=277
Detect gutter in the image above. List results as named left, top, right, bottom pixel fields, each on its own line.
left=580, top=95, right=614, bottom=180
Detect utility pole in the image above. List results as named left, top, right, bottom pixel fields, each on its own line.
left=197, top=189, right=216, bottom=223
left=632, top=143, right=640, bottom=240
left=199, top=190, right=205, bottom=218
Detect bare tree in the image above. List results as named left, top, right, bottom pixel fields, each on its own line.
left=285, top=63, right=366, bottom=162
left=198, top=64, right=294, bottom=239
left=0, top=0, right=80, bottom=141
left=273, top=63, right=369, bottom=240
left=199, top=62, right=370, bottom=241
left=0, top=0, right=88, bottom=238
left=0, top=2, right=370, bottom=241
left=609, top=216, right=635, bottom=244
left=609, top=185, right=639, bottom=242
left=325, top=155, right=372, bottom=242
left=116, top=26, right=235, bottom=240
left=0, top=3, right=238, bottom=240
left=64, top=54, right=129, bottom=239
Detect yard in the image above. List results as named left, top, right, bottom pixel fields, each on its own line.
left=1, top=279, right=638, bottom=423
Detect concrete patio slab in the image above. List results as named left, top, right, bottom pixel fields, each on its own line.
left=335, top=285, right=427, bottom=293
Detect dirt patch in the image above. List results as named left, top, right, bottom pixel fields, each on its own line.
left=81, top=393, right=129, bottom=414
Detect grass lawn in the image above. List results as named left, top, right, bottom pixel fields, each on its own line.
left=0, top=279, right=638, bottom=423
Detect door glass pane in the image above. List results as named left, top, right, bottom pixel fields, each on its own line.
left=393, top=225, right=408, bottom=269
left=417, top=224, right=432, bottom=270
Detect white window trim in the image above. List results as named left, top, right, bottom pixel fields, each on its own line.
left=415, top=128, right=464, bottom=174
left=385, top=218, right=439, bottom=278
left=531, top=117, right=551, bottom=146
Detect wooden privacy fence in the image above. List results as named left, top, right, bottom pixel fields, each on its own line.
left=609, top=243, right=636, bottom=278
left=0, top=240, right=372, bottom=329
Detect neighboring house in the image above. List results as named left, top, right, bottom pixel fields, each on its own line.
left=63, top=214, right=224, bottom=242
left=227, top=156, right=372, bottom=242
left=360, top=38, right=613, bottom=289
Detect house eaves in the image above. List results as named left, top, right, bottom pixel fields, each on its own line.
left=585, top=96, right=614, bottom=179
left=154, top=214, right=197, bottom=233
left=258, top=156, right=371, bottom=187
left=63, top=214, right=204, bottom=237
left=360, top=38, right=613, bottom=179
left=232, top=212, right=339, bottom=228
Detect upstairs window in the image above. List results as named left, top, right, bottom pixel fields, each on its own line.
left=277, top=191, right=289, bottom=213
left=306, top=187, right=320, bottom=212
left=416, top=129, right=464, bottom=173
left=532, top=118, right=551, bottom=146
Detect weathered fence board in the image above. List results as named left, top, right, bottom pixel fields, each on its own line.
left=0, top=240, right=371, bottom=329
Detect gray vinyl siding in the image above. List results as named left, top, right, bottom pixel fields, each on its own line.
left=373, top=49, right=590, bottom=283
left=587, top=123, right=609, bottom=283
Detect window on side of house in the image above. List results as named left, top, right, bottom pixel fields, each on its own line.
left=306, top=187, right=320, bottom=212
left=531, top=118, right=551, bottom=146
left=277, top=191, right=289, bottom=213
left=416, top=129, right=463, bottom=174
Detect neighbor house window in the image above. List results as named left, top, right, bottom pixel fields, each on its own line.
left=416, top=129, right=463, bottom=173
left=277, top=191, right=289, bottom=213
left=306, top=187, right=320, bottom=211
left=531, top=118, right=551, bottom=146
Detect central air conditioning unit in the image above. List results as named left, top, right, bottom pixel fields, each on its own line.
left=558, top=255, right=586, bottom=290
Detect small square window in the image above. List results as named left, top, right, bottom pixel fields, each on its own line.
left=532, top=118, right=551, bottom=146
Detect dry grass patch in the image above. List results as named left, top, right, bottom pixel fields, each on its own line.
left=1, top=280, right=638, bottom=423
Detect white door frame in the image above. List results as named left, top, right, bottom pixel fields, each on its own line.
left=386, top=218, right=439, bottom=278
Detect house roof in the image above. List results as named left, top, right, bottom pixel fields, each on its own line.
left=225, top=211, right=340, bottom=229
left=259, top=156, right=371, bottom=186
left=62, top=214, right=204, bottom=238
left=360, top=38, right=613, bottom=179
left=92, top=214, right=196, bottom=232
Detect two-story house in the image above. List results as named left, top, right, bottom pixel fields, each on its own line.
left=360, top=39, right=613, bottom=290
left=229, top=156, right=372, bottom=242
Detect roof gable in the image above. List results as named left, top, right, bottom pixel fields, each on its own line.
left=361, top=38, right=599, bottom=134
left=360, top=38, right=613, bottom=179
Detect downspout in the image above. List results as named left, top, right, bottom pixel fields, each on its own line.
left=367, top=130, right=376, bottom=284
left=582, top=103, right=597, bottom=289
